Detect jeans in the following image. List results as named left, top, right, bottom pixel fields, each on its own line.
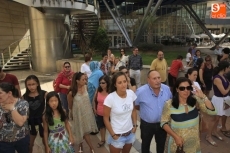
left=0, top=135, right=30, bottom=153
left=129, top=69, right=141, bottom=88
left=140, top=119, right=167, bottom=153
left=59, top=93, right=69, bottom=114
left=107, top=132, right=136, bottom=149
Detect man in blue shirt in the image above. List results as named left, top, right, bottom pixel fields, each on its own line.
left=135, top=70, right=172, bottom=153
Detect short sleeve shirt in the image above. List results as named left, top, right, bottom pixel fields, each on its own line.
left=0, top=99, right=29, bottom=142
left=104, top=89, right=137, bottom=134
left=0, top=73, right=19, bottom=85
left=169, top=60, right=183, bottom=77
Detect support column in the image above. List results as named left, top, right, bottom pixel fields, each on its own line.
left=133, top=0, right=163, bottom=46
left=29, top=7, right=72, bottom=73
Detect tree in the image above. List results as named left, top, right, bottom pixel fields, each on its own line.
left=90, top=27, right=110, bottom=53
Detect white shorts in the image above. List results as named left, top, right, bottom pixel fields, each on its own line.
left=211, top=95, right=230, bottom=116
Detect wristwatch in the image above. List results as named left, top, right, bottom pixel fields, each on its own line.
left=133, top=124, right=138, bottom=127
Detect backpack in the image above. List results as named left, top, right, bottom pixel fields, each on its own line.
left=53, top=78, right=61, bottom=93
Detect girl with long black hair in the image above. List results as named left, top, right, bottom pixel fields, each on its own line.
left=42, top=91, right=74, bottom=153
left=23, top=75, right=47, bottom=153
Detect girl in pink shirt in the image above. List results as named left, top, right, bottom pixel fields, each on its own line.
left=93, top=75, right=110, bottom=148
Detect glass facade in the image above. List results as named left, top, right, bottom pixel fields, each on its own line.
left=101, top=2, right=208, bottom=47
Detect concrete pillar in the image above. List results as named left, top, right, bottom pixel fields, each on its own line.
left=29, top=7, right=72, bottom=73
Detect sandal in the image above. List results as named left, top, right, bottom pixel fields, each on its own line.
left=206, top=135, right=217, bottom=147
left=212, top=133, right=223, bottom=141
left=220, top=130, right=230, bottom=138
left=97, top=141, right=105, bottom=148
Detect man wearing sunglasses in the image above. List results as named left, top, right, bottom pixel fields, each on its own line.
left=135, top=70, right=172, bottom=153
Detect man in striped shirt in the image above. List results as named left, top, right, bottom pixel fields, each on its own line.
left=127, top=47, right=143, bottom=88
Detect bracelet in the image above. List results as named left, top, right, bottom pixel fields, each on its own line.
left=10, top=107, right=16, bottom=112
left=112, top=134, right=116, bottom=138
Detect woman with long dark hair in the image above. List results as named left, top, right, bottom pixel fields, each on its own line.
left=199, top=55, right=213, bottom=97
left=104, top=72, right=137, bottom=153
left=42, top=91, right=74, bottom=153
left=185, top=68, right=201, bottom=90
left=0, top=82, right=30, bottom=153
left=120, top=48, right=128, bottom=66
left=68, top=72, right=98, bottom=153
left=161, top=77, right=216, bottom=152
left=23, top=75, right=47, bottom=153
left=206, top=61, right=230, bottom=146
left=93, top=75, right=110, bottom=148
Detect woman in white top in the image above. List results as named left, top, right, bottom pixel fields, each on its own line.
left=107, top=49, right=115, bottom=64
left=186, top=48, right=192, bottom=66
left=110, top=57, right=126, bottom=74
left=80, top=54, right=92, bottom=78
left=104, top=72, right=137, bottom=153
left=185, top=68, right=201, bottom=90
left=120, top=49, right=128, bottom=66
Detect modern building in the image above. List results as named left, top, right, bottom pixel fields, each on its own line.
left=0, top=0, right=229, bottom=72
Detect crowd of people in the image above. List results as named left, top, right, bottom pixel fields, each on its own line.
left=0, top=46, right=229, bottom=153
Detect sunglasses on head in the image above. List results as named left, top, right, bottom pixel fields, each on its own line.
left=65, top=66, right=70, bottom=68
left=100, top=82, right=106, bottom=84
left=178, top=86, right=192, bottom=91
left=4, top=113, right=11, bottom=123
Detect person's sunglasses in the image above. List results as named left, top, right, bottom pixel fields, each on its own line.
left=4, top=113, right=11, bottom=123
left=100, top=82, right=106, bottom=84
left=65, top=66, right=70, bottom=68
left=178, top=86, right=192, bottom=91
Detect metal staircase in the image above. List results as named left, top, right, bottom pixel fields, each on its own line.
left=71, top=12, right=99, bottom=52
left=0, top=35, right=31, bottom=71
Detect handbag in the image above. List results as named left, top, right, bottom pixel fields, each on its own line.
left=176, top=145, right=185, bottom=153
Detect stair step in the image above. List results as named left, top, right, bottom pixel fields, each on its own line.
left=4, top=64, right=29, bottom=67
left=6, top=62, right=30, bottom=65
left=12, top=57, right=29, bottom=59
left=10, top=59, right=30, bottom=62
left=3, top=66, right=30, bottom=71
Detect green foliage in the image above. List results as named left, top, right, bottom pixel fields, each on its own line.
left=138, top=43, right=164, bottom=52
left=90, top=27, right=110, bottom=53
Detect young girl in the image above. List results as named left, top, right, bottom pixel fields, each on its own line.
left=93, top=75, right=110, bottom=148
left=43, top=91, right=74, bottom=153
left=23, top=75, right=47, bottom=153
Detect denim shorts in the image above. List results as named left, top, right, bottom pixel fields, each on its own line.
left=107, top=132, right=136, bottom=149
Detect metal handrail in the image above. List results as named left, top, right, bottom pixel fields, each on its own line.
left=0, top=35, right=30, bottom=54
left=0, top=35, right=31, bottom=67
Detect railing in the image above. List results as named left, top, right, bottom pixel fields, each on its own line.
left=0, top=35, right=31, bottom=66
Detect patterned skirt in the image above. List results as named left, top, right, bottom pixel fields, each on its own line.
left=48, top=127, right=75, bottom=153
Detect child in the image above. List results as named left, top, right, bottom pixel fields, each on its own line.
left=43, top=91, right=74, bottom=153
left=23, top=75, right=47, bottom=153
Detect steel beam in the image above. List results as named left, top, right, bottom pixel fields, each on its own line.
left=102, top=0, right=133, bottom=47
left=133, top=0, right=163, bottom=46
left=185, top=2, right=215, bottom=43
left=180, top=0, right=216, bottom=43
left=111, top=0, right=131, bottom=42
